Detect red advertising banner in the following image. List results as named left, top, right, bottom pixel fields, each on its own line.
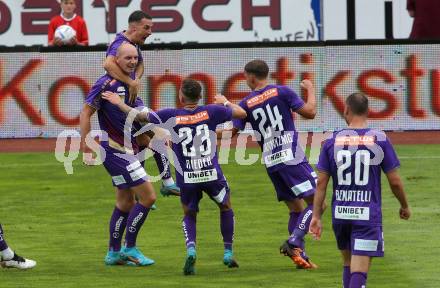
left=0, top=44, right=439, bottom=138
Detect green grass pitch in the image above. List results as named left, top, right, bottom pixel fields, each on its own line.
left=0, top=145, right=439, bottom=287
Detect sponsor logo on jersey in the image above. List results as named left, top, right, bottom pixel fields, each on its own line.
left=246, top=88, right=278, bottom=108
left=335, top=135, right=375, bottom=146
left=264, top=148, right=294, bottom=168
left=176, top=111, right=209, bottom=125
left=334, top=205, right=370, bottom=220
left=184, top=168, right=218, bottom=183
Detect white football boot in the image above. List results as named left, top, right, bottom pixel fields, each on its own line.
left=1, top=253, right=36, bottom=269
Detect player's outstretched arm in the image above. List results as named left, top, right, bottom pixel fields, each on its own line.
left=296, top=79, right=317, bottom=119
left=101, top=91, right=149, bottom=123
left=385, top=169, right=411, bottom=220
left=310, top=171, right=330, bottom=240
left=214, top=94, right=247, bottom=119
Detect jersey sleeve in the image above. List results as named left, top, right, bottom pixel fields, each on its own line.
left=316, top=139, right=332, bottom=174
left=280, top=86, right=305, bottom=111
left=380, top=137, right=401, bottom=173
left=232, top=101, right=247, bottom=131
left=84, top=82, right=104, bottom=110
left=106, top=39, right=120, bottom=57
left=134, top=97, right=144, bottom=108
left=148, top=109, right=173, bottom=124
left=210, top=105, right=233, bottom=124
left=137, top=47, right=143, bottom=63
left=47, top=18, right=57, bottom=45
left=78, top=18, right=89, bottom=45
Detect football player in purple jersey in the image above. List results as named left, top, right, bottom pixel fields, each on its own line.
left=103, top=10, right=179, bottom=197
left=81, top=43, right=156, bottom=266
left=102, top=78, right=246, bottom=275
left=310, top=92, right=411, bottom=288
left=222, top=59, right=319, bottom=269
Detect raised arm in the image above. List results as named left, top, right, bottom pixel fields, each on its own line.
left=385, top=169, right=411, bottom=220
left=214, top=94, right=247, bottom=119
left=296, top=79, right=316, bottom=119
left=101, top=91, right=149, bottom=123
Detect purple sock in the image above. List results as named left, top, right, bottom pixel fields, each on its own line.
left=108, top=207, right=129, bottom=251
left=0, top=224, right=8, bottom=251
left=220, top=209, right=234, bottom=250
left=182, top=215, right=197, bottom=249
left=288, top=211, right=301, bottom=235
left=153, top=150, right=171, bottom=180
left=343, top=266, right=351, bottom=288
left=349, top=272, right=367, bottom=288
left=288, top=205, right=313, bottom=248
left=125, top=203, right=150, bottom=248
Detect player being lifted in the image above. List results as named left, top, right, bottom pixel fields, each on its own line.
left=102, top=78, right=247, bottom=275
left=80, top=43, right=156, bottom=266
left=310, top=93, right=411, bottom=288
left=102, top=10, right=179, bottom=197
left=220, top=59, right=319, bottom=269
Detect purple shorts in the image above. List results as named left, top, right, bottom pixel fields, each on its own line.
left=102, top=148, right=148, bottom=189
left=332, top=224, right=384, bottom=257
left=180, top=179, right=230, bottom=212
left=267, top=162, right=317, bottom=201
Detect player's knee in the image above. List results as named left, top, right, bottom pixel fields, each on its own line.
left=285, top=199, right=303, bottom=212
left=219, top=203, right=232, bottom=211
left=303, top=195, right=314, bottom=205
left=184, top=209, right=197, bottom=218
left=117, top=200, right=135, bottom=212
left=139, top=193, right=156, bottom=207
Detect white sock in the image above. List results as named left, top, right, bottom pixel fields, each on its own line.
left=1, top=247, right=14, bottom=260
left=163, top=177, right=175, bottom=187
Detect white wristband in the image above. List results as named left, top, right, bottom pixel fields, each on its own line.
left=223, top=101, right=230, bottom=107
left=141, top=107, right=150, bottom=116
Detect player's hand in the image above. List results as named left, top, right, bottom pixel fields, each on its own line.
left=214, top=94, right=228, bottom=105
left=82, top=151, right=97, bottom=166
left=128, top=79, right=140, bottom=104
left=399, top=206, right=411, bottom=220
left=53, top=37, right=63, bottom=46
left=68, top=36, right=78, bottom=46
left=102, top=91, right=122, bottom=105
left=300, top=79, right=314, bottom=91
left=309, top=217, right=322, bottom=240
